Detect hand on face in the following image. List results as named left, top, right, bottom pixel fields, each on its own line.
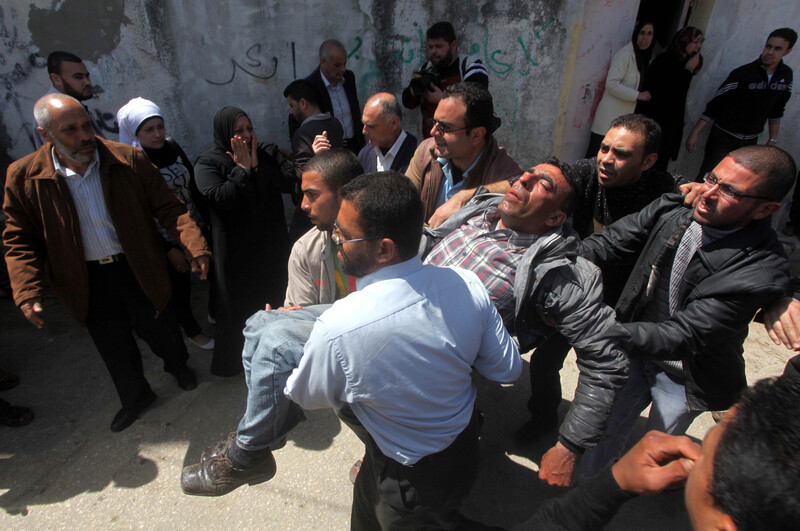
left=227, top=131, right=258, bottom=170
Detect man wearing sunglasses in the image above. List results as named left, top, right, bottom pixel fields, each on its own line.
left=577, top=145, right=795, bottom=476
left=406, top=83, right=522, bottom=228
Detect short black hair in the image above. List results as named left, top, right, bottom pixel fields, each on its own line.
left=283, top=79, right=320, bottom=108
left=340, top=171, right=423, bottom=260
left=47, top=51, right=83, bottom=76
left=442, top=83, right=495, bottom=137
left=768, top=28, right=798, bottom=48
left=304, top=149, right=364, bottom=191
left=427, top=22, right=456, bottom=43
left=608, top=113, right=662, bottom=156
left=542, top=156, right=580, bottom=217
left=711, top=377, right=800, bottom=530
left=729, top=145, right=797, bottom=201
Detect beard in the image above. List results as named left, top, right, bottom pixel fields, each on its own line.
left=340, top=246, right=377, bottom=278
left=61, top=82, right=93, bottom=102
left=51, top=134, right=96, bottom=164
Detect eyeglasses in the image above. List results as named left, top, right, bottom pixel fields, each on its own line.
left=702, top=173, right=773, bottom=201
left=431, top=120, right=468, bottom=135
left=332, top=222, right=381, bottom=246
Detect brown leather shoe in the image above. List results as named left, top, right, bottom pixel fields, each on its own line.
left=181, top=434, right=277, bottom=496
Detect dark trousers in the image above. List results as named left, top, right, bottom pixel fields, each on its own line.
left=167, top=263, right=202, bottom=338
left=527, top=332, right=571, bottom=422
left=697, top=126, right=758, bottom=181
left=350, top=409, right=481, bottom=531
left=85, top=258, right=189, bottom=409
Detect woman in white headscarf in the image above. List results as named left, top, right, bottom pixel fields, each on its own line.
left=117, top=97, right=214, bottom=351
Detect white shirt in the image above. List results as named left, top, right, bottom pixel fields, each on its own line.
left=375, top=130, right=408, bottom=172
left=321, top=70, right=354, bottom=138
left=285, top=257, right=520, bottom=465
left=52, top=148, right=124, bottom=260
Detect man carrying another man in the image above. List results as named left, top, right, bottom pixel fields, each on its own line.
left=579, top=145, right=795, bottom=474
left=521, top=114, right=679, bottom=443
left=285, top=172, right=521, bottom=529
left=182, top=150, right=363, bottom=494
left=182, top=157, right=629, bottom=493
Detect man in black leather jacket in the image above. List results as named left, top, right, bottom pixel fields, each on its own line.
left=577, top=145, right=795, bottom=475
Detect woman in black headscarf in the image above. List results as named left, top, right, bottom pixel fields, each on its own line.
left=195, top=107, right=295, bottom=376
left=636, top=27, right=705, bottom=171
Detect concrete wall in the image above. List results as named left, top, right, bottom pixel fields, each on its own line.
left=1, top=0, right=798, bottom=180
left=1, top=0, right=583, bottom=171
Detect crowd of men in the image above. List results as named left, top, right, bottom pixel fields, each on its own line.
left=3, top=19, right=800, bottom=530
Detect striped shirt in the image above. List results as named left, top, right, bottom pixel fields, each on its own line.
left=52, top=147, right=124, bottom=260
left=424, top=207, right=537, bottom=327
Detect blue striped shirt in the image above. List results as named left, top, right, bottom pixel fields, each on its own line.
left=52, top=147, right=124, bottom=260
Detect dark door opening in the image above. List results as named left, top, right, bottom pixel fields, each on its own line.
left=636, top=0, right=692, bottom=49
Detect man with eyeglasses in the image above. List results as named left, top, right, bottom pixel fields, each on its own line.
left=576, top=145, right=796, bottom=476
left=286, top=172, right=520, bottom=529
left=405, top=82, right=522, bottom=228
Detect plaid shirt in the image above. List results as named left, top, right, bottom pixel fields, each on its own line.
left=424, top=207, right=538, bottom=327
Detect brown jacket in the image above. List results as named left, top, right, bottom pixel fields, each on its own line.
left=3, top=138, right=211, bottom=324
left=405, top=136, right=522, bottom=221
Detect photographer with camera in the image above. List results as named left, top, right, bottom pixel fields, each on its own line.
left=402, top=22, right=489, bottom=139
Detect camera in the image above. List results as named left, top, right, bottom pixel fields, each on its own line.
left=410, top=66, right=442, bottom=94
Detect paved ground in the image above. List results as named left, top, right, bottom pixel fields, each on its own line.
left=1, top=265, right=796, bottom=529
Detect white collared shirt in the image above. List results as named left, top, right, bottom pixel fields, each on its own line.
left=320, top=70, right=354, bottom=138
left=375, top=130, right=408, bottom=172
left=52, top=147, right=123, bottom=260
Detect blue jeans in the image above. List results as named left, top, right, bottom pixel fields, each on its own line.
left=235, top=305, right=331, bottom=451
left=579, top=358, right=700, bottom=477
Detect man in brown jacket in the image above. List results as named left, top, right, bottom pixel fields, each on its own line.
left=405, top=83, right=522, bottom=227
left=3, top=93, right=211, bottom=432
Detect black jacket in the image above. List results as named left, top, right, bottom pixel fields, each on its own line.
left=421, top=193, right=629, bottom=452
left=357, top=132, right=418, bottom=174
left=581, top=195, right=789, bottom=410
left=701, top=59, right=793, bottom=137
left=288, top=67, right=364, bottom=151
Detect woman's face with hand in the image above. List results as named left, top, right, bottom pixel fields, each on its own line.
left=233, top=115, right=254, bottom=147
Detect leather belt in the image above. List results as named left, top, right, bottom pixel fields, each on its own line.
left=94, top=253, right=123, bottom=265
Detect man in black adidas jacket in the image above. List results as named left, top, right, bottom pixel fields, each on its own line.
left=686, top=28, right=795, bottom=178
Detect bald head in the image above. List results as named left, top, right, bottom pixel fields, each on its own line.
left=34, top=93, right=96, bottom=167
left=362, top=93, right=402, bottom=151
left=34, top=93, right=86, bottom=132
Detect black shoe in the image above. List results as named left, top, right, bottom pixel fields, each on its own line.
left=110, top=390, right=156, bottom=432
left=181, top=434, right=276, bottom=496
left=514, top=415, right=559, bottom=444
left=171, top=368, right=197, bottom=391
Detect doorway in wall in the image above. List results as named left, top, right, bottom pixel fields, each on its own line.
left=635, top=0, right=692, bottom=50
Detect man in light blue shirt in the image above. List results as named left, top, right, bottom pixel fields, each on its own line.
left=286, top=172, right=520, bottom=528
